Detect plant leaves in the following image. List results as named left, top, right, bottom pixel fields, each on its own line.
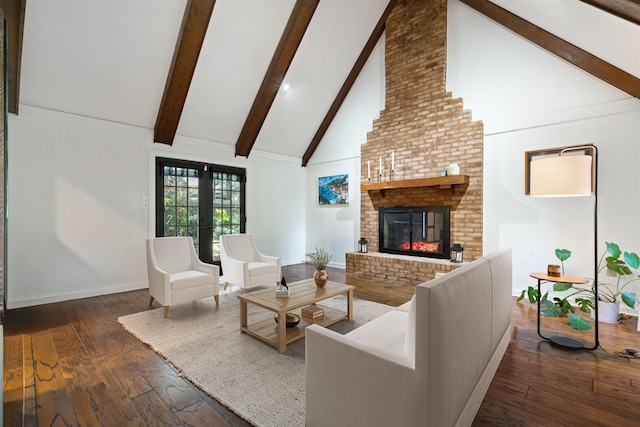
left=517, top=290, right=525, bottom=302
left=527, top=286, right=539, bottom=304
left=541, top=300, right=562, bottom=317
left=606, top=242, right=621, bottom=258
left=540, top=291, right=550, bottom=304
left=621, top=292, right=637, bottom=309
left=606, top=257, right=632, bottom=276
left=567, top=315, right=592, bottom=330
left=555, top=298, right=575, bottom=314
left=575, top=297, right=594, bottom=313
left=624, top=252, right=639, bottom=270
left=553, top=282, right=573, bottom=292
left=555, top=248, right=571, bottom=262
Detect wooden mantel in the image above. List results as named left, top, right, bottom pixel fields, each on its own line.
left=360, top=175, right=469, bottom=196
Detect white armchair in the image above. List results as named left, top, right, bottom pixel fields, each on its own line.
left=146, top=236, right=220, bottom=318
left=219, top=233, right=281, bottom=292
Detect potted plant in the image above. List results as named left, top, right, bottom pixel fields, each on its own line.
left=554, top=242, right=640, bottom=324
left=517, top=248, right=577, bottom=321
left=306, top=247, right=332, bottom=288
left=517, top=242, right=640, bottom=329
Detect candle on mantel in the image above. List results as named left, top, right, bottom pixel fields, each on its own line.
left=367, top=161, right=370, bottom=179
left=391, top=151, right=394, bottom=171
left=379, top=156, right=382, bottom=176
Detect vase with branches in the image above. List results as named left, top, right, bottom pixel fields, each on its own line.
left=306, top=248, right=332, bottom=288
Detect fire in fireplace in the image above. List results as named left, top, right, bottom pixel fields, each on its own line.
left=379, top=206, right=450, bottom=259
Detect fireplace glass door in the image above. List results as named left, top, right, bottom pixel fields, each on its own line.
left=379, top=206, right=450, bottom=259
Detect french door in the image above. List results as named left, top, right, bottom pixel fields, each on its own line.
left=155, top=157, right=246, bottom=266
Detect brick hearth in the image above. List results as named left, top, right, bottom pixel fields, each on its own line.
left=347, top=0, right=483, bottom=287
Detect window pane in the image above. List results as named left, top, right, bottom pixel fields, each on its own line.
left=188, top=207, right=199, bottom=225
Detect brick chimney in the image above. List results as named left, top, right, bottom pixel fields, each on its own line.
left=360, top=0, right=484, bottom=261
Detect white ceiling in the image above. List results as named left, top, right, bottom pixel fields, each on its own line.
left=16, top=0, right=640, bottom=163
left=19, top=0, right=390, bottom=160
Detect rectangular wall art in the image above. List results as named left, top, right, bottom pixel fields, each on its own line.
left=318, top=174, right=349, bottom=205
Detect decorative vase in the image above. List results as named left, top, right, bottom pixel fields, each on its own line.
left=590, top=300, right=620, bottom=324
left=445, top=163, right=460, bottom=176
left=314, top=269, right=328, bottom=288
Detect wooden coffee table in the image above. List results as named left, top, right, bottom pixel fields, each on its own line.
left=237, top=279, right=354, bottom=353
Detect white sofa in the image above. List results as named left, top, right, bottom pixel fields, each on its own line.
left=305, top=248, right=512, bottom=427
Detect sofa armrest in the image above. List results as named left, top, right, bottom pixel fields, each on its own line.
left=193, top=259, right=220, bottom=293
left=220, top=256, right=249, bottom=285
left=306, top=324, right=418, bottom=427
left=147, top=264, right=170, bottom=304
left=255, top=253, right=281, bottom=267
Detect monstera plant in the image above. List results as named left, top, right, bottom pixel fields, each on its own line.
left=518, top=242, right=640, bottom=330
left=518, top=248, right=576, bottom=321
left=556, top=242, right=639, bottom=326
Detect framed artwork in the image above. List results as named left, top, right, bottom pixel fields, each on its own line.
left=318, top=174, right=349, bottom=205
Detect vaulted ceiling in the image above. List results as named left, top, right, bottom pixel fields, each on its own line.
left=1, top=0, right=639, bottom=166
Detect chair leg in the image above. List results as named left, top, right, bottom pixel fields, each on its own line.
left=149, top=296, right=154, bottom=306
left=214, top=295, right=219, bottom=305
left=223, top=281, right=229, bottom=290
left=163, top=306, right=169, bottom=318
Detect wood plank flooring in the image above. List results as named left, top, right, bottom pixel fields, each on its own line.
left=4, top=264, right=640, bottom=426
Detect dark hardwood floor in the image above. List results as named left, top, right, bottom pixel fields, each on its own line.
left=4, top=264, right=640, bottom=426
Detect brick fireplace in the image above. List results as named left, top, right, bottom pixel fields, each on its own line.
left=346, top=0, right=484, bottom=288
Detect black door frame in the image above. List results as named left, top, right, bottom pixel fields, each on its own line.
left=155, top=157, right=246, bottom=267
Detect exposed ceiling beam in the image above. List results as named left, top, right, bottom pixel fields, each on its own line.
left=235, top=0, right=319, bottom=158
left=580, top=0, right=640, bottom=25
left=1, top=0, right=25, bottom=114
left=460, top=0, right=640, bottom=98
left=154, top=0, right=216, bottom=145
left=301, top=0, right=397, bottom=167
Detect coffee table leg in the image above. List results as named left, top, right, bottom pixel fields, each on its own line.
left=347, top=289, right=353, bottom=321
left=240, top=300, right=247, bottom=332
left=277, top=312, right=286, bottom=353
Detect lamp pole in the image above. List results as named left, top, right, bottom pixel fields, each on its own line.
left=557, top=145, right=599, bottom=351
left=585, top=145, right=598, bottom=350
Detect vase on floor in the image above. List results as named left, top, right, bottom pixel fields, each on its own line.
left=314, top=269, right=328, bottom=288
left=591, top=300, right=620, bottom=324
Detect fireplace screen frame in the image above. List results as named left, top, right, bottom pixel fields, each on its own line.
left=378, top=206, right=450, bottom=259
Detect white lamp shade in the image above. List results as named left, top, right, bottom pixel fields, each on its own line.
left=530, top=154, right=593, bottom=197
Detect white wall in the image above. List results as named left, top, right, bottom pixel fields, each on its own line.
left=304, top=36, right=385, bottom=267
left=7, top=32, right=384, bottom=309
left=7, top=107, right=305, bottom=308
left=447, top=0, right=640, bottom=309
left=305, top=158, right=361, bottom=269
left=9, top=3, right=639, bottom=309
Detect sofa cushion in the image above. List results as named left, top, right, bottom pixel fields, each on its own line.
left=153, top=238, right=193, bottom=273
left=402, top=295, right=416, bottom=359
left=248, top=261, right=277, bottom=276
left=223, top=235, right=256, bottom=262
left=345, top=310, right=408, bottom=359
left=170, top=270, right=213, bottom=291
left=396, top=298, right=412, bottom=312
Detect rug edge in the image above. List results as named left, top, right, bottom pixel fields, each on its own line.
left=117, top=317, right=260, bottom=426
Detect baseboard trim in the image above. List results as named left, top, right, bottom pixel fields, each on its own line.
left=7, top=281, right=149, bottom=309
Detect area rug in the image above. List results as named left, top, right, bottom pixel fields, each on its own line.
left=117, top=291, right=393, bottom=427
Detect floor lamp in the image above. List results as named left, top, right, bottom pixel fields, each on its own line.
left=529, top=144, right=598, bottom=351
